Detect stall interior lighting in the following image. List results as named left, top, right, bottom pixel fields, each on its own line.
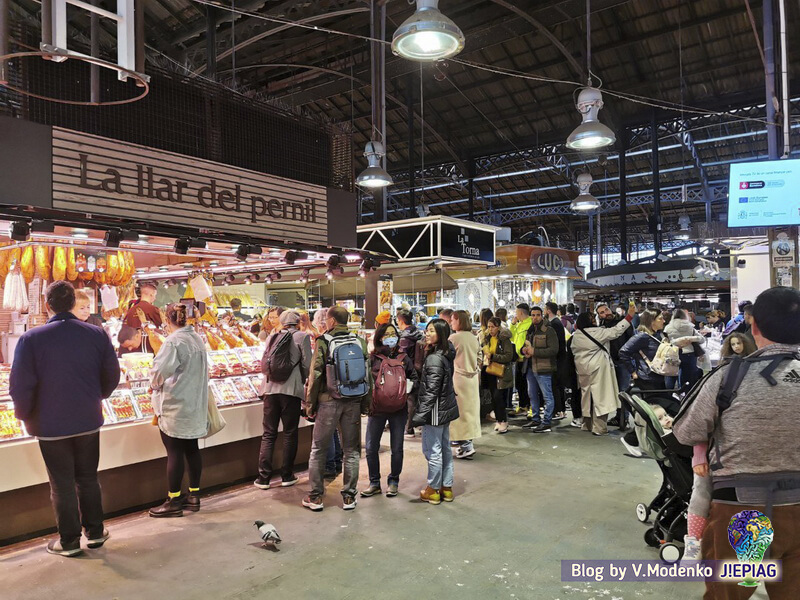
left=72, top=228, right=90, bottom=239
left=10, top=221, right=30, bottom=241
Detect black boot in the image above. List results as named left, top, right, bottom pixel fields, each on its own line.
left=182, top=492, right=200, bottom=512
left=149, top=497, right=184, bottom=518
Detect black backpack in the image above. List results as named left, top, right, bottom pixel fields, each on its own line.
left=262, top=331, right=299, bottom=383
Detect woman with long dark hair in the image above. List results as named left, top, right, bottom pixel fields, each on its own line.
left=412, top=319, right=459, bottom=505
left=149, top=304, right=209, bottom=517
left=482, top=317, right=515, bottom=433
left=360, top=323, right=418, bottom=498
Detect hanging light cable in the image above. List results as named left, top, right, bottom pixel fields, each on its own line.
left=566, top=0, right=616, bottom=150
left=391, top=0, right=465, bottom=62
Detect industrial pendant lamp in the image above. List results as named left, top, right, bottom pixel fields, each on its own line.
left=391, top=0, right=465, bottom=62
left=570, top=172, right=600, bottom=212
left=355, top=141, right=393, bottom=189
left=566, top=0, right=615, bottom=150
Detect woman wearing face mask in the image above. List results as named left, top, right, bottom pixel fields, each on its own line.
left=361, top=323, right=419, bottom=498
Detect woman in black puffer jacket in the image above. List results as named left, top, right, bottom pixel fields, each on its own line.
left=412, top=318, right=459, bottom=505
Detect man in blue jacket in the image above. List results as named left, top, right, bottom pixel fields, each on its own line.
left=10, top=281, right=120, bottom=557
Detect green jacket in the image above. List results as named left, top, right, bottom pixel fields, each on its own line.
left=305, top=325, right=373, bottom=415
left=509, top=317, right=532, bottom=361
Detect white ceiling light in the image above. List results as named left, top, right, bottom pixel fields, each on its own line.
left=566, top=0, right=615, bottom=151
left=570, top=172, right=601, bottom=212
left=355, top=141, right=393, bottom=189
left=391, top=0, right=465, bottom=62
left=566, top=87, right=616, bottom=150
left=677, top=214, right=691, bottom=240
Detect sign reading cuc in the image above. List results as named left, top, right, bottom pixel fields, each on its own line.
left=534, top=252, right=565, bottom=274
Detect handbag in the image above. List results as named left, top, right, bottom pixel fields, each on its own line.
left=204, top=386, right=227, bottom=438
left=486, top=361, right=505, bottom=377
left=640, top=335, right=680, bottom=377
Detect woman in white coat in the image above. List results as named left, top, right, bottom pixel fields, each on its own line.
left=571, top=304, right=635, bottom=435
left=449, top=310, right=482, bottom=459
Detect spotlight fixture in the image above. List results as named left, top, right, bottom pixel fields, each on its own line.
left=265, top=274, right=273, bottom=285
left=234, top=244, right=249, bottom=262
left=570, top=172, right=600, bottom=212
left=343, top=252, right=362, bottom=263
left=244, top=275, right=253, bottom=285
left=251, top=273, right=261, bottom=282
left=326, top=255, right=341, bottom=269
left=224, top=273, right=236, bottom=284
left=355, top=141, right=393, bottom=189
left=299, top=268, right=310, bottom=284
left=31, top=220, right=55, bottom=233
left=566, top=87, right=616, bottom=150
left=325, top=268, right=337, bottom=280
left=105, top=229, right=124, bottom=248
left=71, top=228, right=89, bottom=239
left=248, top=244, right=263, bottom=256
left=10, top=221, right=30, bottom=241
left=271, top=271, right=281, bottom=281
left=174, top=237, right=191, bottom=255
left=358, top=258, right=376, bottom=278
left=391, top=0, right=465, bottom=62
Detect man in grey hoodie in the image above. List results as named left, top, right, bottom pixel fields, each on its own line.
left=673, top=286, right=800, bottom=600
left=255, top=310, right=312, bottom=490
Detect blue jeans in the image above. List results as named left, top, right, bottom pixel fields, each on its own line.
left=309, top=401, right=361, bottom=498
left=526, top=369, right=555, bottom=425
left=324, top=429, right=343, bottom=475
left=422, top=424, right=454, bottom=489
left=365, top=409, right=407, bottom=486
left=678, top=350, right=701, bottom=389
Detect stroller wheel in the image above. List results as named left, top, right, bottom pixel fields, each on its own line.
left=644, top=528, right=661, bottom=548
left=660, top=543, right=682, bottom=564
left=636, top=503, right=650, bottom=523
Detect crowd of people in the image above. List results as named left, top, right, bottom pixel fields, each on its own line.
left=9, top=279, right=800, bottom=599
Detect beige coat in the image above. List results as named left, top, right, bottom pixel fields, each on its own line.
left=449, top=330, right=482, bottom=441
left=571, top=319, right=631, bottom=417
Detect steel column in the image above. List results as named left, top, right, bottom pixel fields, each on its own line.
left=764, top=0, right=780, bottom=159
left=370, top=0, right=387, bottom=222
left=468, top=158, right=476, bottom=221
left=206, top=6, right=218, bottom=79
left=406, top=71, right=415, bottom=217
left=619, top=129, right=627, bottom=262
left=651, top=112, right=662, bottom=255
left=588, top=215, right=595, bottom=272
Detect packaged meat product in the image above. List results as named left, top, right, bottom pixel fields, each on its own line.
left=231, top=377, right=258, bottom=402
left=107, top=390, right=140, bottom=422
left=210, top=379, right=241, bottom=406
left=0, top=402, right=27, bottom=440
left=132, top=389, right=154, bottom=418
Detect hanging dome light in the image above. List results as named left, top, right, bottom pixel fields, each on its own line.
left=391, top=0, right=465, bottom=62
left=566, top=87, right=616, bottom=150
left=355, top=141, right=393, bottom=189
left=570, top=172, right=601, bottom=212
left=677, top=214, right=691, bottom=240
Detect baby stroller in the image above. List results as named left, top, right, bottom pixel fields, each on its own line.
left=619, top=388, right=694, bottom=564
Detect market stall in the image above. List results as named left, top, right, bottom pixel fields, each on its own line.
left=0, top=117, right=374, bottom=543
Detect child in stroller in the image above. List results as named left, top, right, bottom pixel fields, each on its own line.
left=619, top=388, right=694, bottom=564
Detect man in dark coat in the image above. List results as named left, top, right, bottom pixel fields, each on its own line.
left=10, top=281, right=120, bottom=557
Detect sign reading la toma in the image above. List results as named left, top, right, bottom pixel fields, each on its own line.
left=51, top=127, right=329, bottom=244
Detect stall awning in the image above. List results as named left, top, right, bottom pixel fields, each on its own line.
left=309, top=268, right=457, bottom=298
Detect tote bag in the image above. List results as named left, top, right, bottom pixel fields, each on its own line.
left=204, top=386, right=227, bottom=438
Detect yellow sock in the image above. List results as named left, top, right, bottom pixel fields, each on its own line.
left=168, top=491, right=181, bottom=499
left=189, top=487, right=200, bottom=493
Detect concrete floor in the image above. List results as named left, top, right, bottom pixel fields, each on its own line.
left=1, top=417, right=708, bottom=600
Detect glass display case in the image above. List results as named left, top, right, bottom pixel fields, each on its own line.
left=0, top=345, right=266, bottom=443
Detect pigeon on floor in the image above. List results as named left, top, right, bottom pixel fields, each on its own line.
left=254, top=521, right=281, bottom=546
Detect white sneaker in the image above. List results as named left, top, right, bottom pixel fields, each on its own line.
left=621, top=437, right=644, bottom=457
left=455, top=446, right=476, bottom=459
left=681, top=536, right=701, bottom=565
left=497, top=422, right=508, bottom=434
left=493, top=422, right=500, bottom=431
left=570, top=418, right=582, bottom=428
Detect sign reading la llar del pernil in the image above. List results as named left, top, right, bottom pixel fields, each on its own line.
left=51, top=127, right=329, bottom=245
